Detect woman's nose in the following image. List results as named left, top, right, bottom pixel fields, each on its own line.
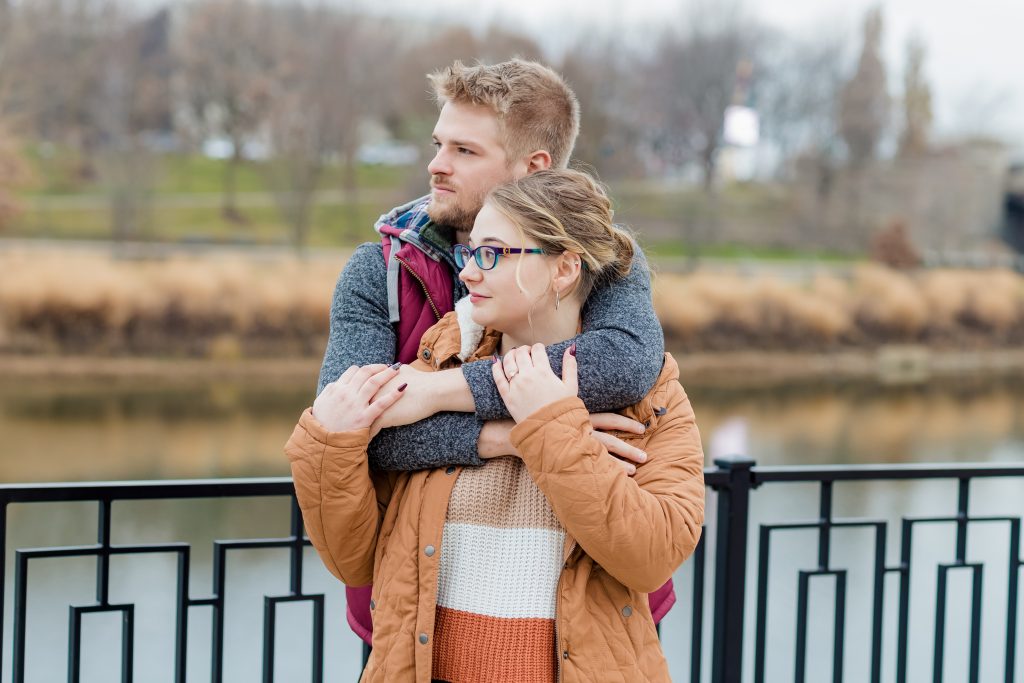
left=458, top=259, right=481, bottom=283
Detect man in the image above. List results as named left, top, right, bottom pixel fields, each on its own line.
left=317, top=59, right=673, bottom=647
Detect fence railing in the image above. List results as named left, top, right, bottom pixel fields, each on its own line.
left=2, top=460, right=1022, bottom=682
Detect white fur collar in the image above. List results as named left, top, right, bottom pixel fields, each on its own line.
left=454, top=295, right=485, bottom=361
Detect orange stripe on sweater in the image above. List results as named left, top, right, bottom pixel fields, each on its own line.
left=432, top=605, right=556, bottom=683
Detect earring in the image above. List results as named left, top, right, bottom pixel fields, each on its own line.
left=555, top=289, right=560, bottom=310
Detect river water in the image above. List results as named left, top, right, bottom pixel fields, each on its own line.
left=2, top=371, right=1023, bottom=681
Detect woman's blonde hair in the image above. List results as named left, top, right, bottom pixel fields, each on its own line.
left=487, top=169, right=634, bottom=302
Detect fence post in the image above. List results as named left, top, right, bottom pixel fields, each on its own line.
left=711, top=455, right=756, bottom=683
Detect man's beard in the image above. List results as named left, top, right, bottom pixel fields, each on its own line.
left=427, top=183, right=484, bottom=233
left=426, top=200, right=479, bottom=233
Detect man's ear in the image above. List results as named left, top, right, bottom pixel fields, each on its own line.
left=524, top=150, right=552, bottom=174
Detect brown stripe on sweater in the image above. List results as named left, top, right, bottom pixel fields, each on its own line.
left=446, top=456, right=561, bottom=530
left=432, top=605, right=556, bottom=683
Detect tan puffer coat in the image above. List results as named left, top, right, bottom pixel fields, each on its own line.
left=286, top=312, right=705, bottom=682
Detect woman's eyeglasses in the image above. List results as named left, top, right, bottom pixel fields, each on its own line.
left=452, top=244, right=545, bottom=271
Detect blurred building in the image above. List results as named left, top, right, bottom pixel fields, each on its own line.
left=789, top=140, right=1013, bottom=254
left=1004, top=161, right=1024, bottom=253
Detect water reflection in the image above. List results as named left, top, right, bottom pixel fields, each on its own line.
left=3, top=373, right=1022, bottom=482
left=0, top=377, right=312, bottom=482
left=2, top=373, right=1023, bottom=681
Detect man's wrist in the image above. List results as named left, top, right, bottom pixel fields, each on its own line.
left=430, top=368, right=475, bottom=412
left=477, top=420, right=516, bottom=459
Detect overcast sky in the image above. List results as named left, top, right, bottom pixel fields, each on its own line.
left=342, top=0, right=1023, bottom=150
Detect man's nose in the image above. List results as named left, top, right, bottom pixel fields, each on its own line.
left=428, top=147, right=451, bottom=176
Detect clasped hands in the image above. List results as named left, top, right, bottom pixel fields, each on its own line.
left=312, top=345, right=648, bottom=475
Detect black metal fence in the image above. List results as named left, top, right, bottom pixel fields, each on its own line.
left=2, top=460, right=1022, bottom=682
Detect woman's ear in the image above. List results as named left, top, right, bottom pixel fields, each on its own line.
left=551, top=252, right=582, bottom=298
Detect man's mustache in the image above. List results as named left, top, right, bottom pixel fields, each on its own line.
left=431, top=177, right=455, bottom=192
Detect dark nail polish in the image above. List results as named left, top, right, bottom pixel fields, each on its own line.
left=492, top=356, right=498, bottom=364
left=389, top=362, right=401, bottom=370
left=569, top=344, right=577, bottom=357
left=398, top=383, right=408, bottom=392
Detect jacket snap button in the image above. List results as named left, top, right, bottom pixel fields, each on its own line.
left=422, top=349, right=431, bottom=360
left=622, top=605, right=633, bottom=617
left=644, top=420, right=651, bottom=428
left=424, top=545, right=435, bottom=557
left=369, top=599, right=376, bottom=610
left=562, top=650, right=569, bottom=659
left=419, top=633, right=429, bottom=644
left=446, top=466, right=456, bottom=475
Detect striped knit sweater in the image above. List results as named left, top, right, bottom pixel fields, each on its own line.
left=432, top=455, right=566, bottom=683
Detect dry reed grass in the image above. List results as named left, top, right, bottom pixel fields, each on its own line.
left=0, top=250, right=341, bottom=356
left=654, top=265, right=1024, bottom=351
left=2, top=250, right=1023, bottom=356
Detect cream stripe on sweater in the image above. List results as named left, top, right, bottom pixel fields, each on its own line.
left=435, top=455, right=565, bottom=622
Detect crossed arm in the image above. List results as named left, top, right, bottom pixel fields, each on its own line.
left=317, top=241, right=665, bottom=471
left=287, top=354, right=704, bottom=591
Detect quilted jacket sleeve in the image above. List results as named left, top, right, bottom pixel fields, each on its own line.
left=509, top=383, right=705, bottom=593
left=284, top=408, right=393, bottom=586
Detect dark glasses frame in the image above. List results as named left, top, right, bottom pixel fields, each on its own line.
left=452, top=244, right=545, bottom=270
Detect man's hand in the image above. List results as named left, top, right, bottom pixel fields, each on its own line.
left=589, top=413, right=647, bottom=475
left=312, top=364, right=406, bottom=432
left=477, top=415, right=646, bottom=474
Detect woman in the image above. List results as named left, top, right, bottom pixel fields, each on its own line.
left=286, top=169, right=705, bottom=682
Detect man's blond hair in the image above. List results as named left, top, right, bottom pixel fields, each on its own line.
left=428, top=59, right=580, bottom=169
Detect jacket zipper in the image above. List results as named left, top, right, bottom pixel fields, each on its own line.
left=395, top=254, right=443, bottom=322
left=555, top=539, right=577, bottom=682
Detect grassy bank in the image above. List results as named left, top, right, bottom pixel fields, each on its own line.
left=2, top=250, right=1023, bottom=359
left=10, top=152, right=807, bottom=256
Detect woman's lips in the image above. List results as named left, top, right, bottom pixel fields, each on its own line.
left=469, top=293, right=489, bottom=304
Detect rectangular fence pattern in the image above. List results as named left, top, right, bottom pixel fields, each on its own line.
left=2, top=460, right=1022, bottom=682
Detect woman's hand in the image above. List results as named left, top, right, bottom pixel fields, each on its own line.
left=492, top=344, right=578, bottom=423
left=312, top=364, right=407, bottom=432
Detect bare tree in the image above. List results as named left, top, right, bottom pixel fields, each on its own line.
left=261, top=6, right=395, bottom=250
left=178, top=0, right=274, bottom=222
left=92, top=8, right=174, bottom=241
left=0, top=0, right=31, bottom=229
left=4, top=0, right=120, bottom=174
left=645, top=4, right=759, bottom=190
left=0, top=123, right=31, bottom=228
left=758, top=29, right=848, bottom=176
left=898, top=35, right=932, bottom=157
left=561, top=37, right=646, bottom=178
left=3, top=1, right=169, bottom=239
left=320, top=14, right=396, bottom=207
left=640, top=3, right=760, bottom=266
left=839, top=6, right=890, bottom=166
